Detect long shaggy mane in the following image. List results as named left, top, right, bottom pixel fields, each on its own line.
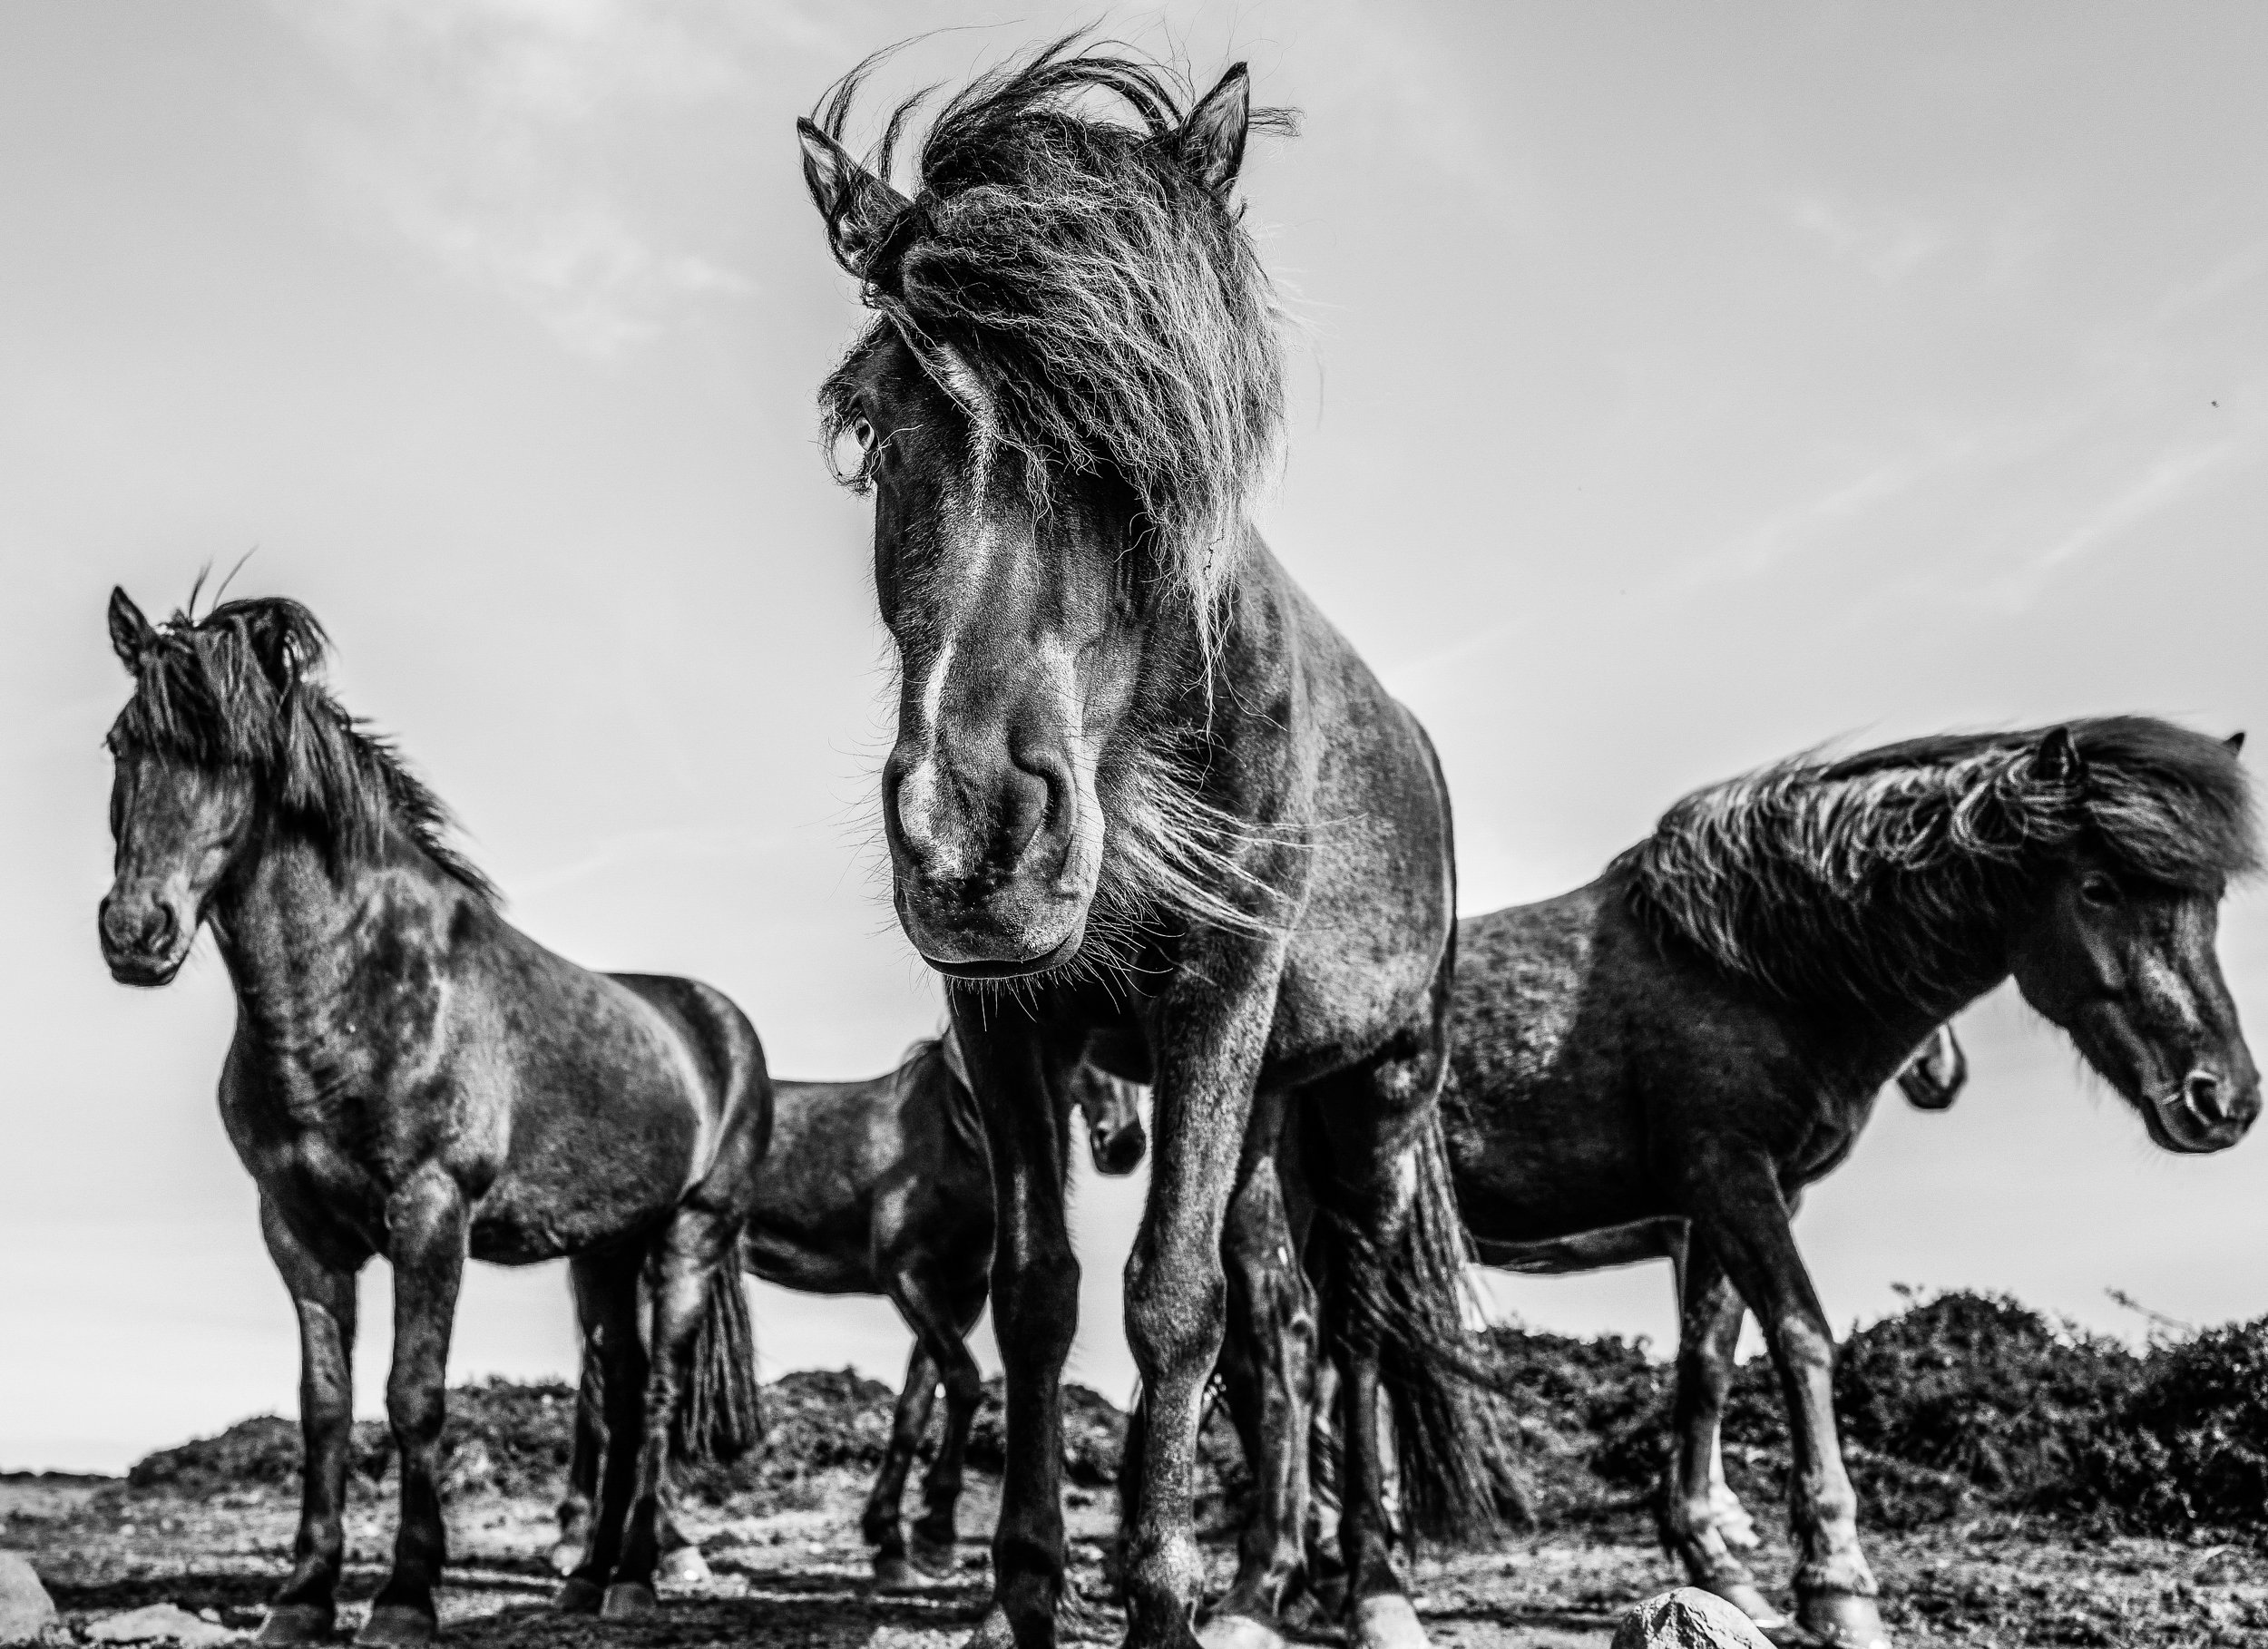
left=1626, top=717, right=2257, bottom=1008
left=107, top=596, right=494, bottom=900
left=812, top=36, right=1294, bottom=643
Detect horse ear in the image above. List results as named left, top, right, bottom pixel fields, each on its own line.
left=2226, top=731, right=2246, bottom=756
left=108, top=587, right=154, bottom=670
left=797, top=118, right=909, bottom=274
left=2031, top=726, right=2086, bottom=785
left=1178, top=63, right=1251, bottom=196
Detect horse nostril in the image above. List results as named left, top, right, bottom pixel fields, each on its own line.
left=2185, top=1070, right=2226, bottom=1126
left=139, top=903, right=178, bottom=957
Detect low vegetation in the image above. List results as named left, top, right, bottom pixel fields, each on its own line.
left=122, top=1291, right=2268, bottom=1540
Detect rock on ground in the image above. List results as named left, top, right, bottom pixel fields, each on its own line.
left=84, top=1603, right=238, bottom=1645
left=0, top=1553, right=54, bottom=1644
left=1611, top=1588, right=1772, bottom=1649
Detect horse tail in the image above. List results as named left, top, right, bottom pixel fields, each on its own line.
left=670, top=1264, right=761, bottom=1465
left=1318, top=1110, right=1507, bottom=1545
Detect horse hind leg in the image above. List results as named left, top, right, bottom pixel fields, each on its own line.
left=1204, top=1154, right=1318, bottom=1649
left=255, top=1200, right=363, bottom=1648
left=865, top=1338, right=942, bottom=1590
left=555, top=1250, right=645, bottom=1616
left=605, top=1206, right=745, bottom=1620
left=1307, top=1031, right=1501, bottom=1649
left=1664, top=1239, right=1787, bottom=1634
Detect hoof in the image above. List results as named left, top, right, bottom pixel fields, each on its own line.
left=909, top=1530, right=959, bottom=1576
left=548, top=1543, right=585, bottom=1579
left=872, top=1555, right=925, bottom=1594
left=552, top=1578, right=604, bottom=1616
left=1353, top=1594, right=1431, bottom=1649
left=1199, top=1614, right=1295, bottom=1649
left=353, top=1606, right=435, bottom=1648
left=601, top=1584, right=658, bottom=1620
left=1700, top=1575, right=1791, bottom=1633
left=658, top=1546, right=712, bottom=1588
left=258, top=1605, right=335, bottom=1645
left=1797, top=1592, right=1890, bottom=1649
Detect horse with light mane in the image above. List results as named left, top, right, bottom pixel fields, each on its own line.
left=98, top=590, right=770, bottom=1647
left=1218, top=719, right=2256, bottom=1649
left=552, top=1038, right=1148, bottom=1589
left=796, top=39, right=1497, bottom=1649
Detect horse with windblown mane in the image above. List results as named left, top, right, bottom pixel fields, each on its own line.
left=1217, top=717, right=2257, bottom=1649
left=797, top=37, right=1499, bottom=1649
left=97, top=590, right=771, bottom=1648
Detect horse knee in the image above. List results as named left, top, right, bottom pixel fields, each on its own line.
left=1126, top=1243, right=1225, bottom=1386
left=386, top=1379, right=445, bottom=1449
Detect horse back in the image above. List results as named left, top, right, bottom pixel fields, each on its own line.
left=738, top=1052, right=991, bottom=1296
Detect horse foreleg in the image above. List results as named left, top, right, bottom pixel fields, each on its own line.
left=609, top=1207, right=738, bottom=1619
left=1663, top=1237, right=1783, bottom=1629
left=1685, top=1159, right=1886, bottom=1649
left=1120, top=992, right=1274, bottom=1649
left=865, top=1337, right=941, bottom=1586
left=556, top=1251, right=645, bottom=1615
left=256, top=1199, right=362, bottom=1647
left=953, top=1013, right=1083, bottom=1649
left=360, top=1174, right=469, bottom=1648
left=1209, top=1152, right=1317, bottom=1647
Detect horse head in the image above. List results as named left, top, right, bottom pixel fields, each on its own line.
left=797, top=53, right=1285, bottom=979
left=2009, top=727, right=2259, bottom=1153
left=1070, top=1065, right=1148, bottom=1177
left=99, top=589, right=271, bottom=985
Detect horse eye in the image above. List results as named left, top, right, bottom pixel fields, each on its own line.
left=826, top=417, right=877, bottom=492
left=2078, top=873, right=2121, bottom=908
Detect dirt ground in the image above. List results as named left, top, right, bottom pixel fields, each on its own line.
left=8, top=1474, right=2268, bottom=1648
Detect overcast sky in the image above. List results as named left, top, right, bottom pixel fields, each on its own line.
left=5, top=2, right=2266, bottom=1472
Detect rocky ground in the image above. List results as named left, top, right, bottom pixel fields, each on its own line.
left=8, top=1469, right=2268, bottom=1648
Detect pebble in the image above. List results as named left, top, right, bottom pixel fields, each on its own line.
left=1612, top=1587, right=1774, bottom=1649
left=84, top=1603, right=240, bottom=1646
left=0, top=1554, right=55, bottom=1645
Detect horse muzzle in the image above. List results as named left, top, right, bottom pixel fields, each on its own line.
left=2148, top=1068, right=2260, bottom=1154
left=99, top=892, right=192, bottom=987
left=894, top=874, right=1091, bottom=979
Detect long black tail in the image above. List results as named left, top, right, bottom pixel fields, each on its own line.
left=670, top=1266, right=761, bottom=1465
left=1318, top=1111, right=1507, bottom=1544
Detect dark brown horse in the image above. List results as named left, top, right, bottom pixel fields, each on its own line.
left=797, top=40, right=1495, bottom=1649
left=98, top=590, right=771, bottom=1646
left=1471, top=1024, right=1967, bottom=1558
left=552, top=1039, right=1148, bottom=1588
left=1228, top=720, right=2257, bottom=1649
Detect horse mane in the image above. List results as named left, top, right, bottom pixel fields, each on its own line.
left=1624, top=717, right=2257, bottom=1009
left=811, top=36, right=1295, bottom=643
left=898, top=1034, right=988, bottom=1163
left=106, top=596, right=496, bottom=901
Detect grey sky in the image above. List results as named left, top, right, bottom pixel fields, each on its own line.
left=5, top=2, right=2265, bottom=1470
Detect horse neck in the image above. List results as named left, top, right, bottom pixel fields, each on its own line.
left=210, top=816, right=467, bottom=1046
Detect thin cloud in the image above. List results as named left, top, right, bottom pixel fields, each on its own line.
left=1980, top=419, right=2263, bottom=610
left=276, top=0, right=796, bottom=358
